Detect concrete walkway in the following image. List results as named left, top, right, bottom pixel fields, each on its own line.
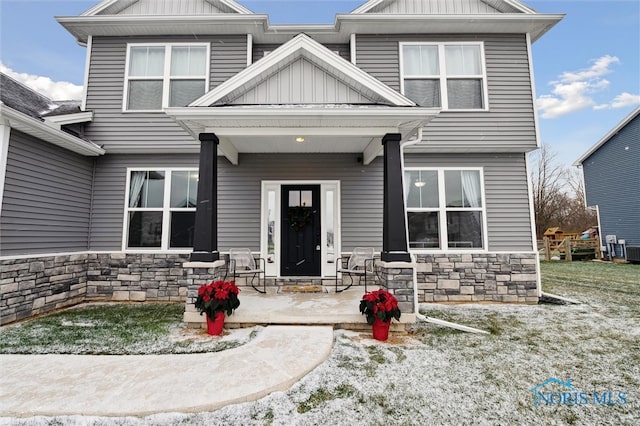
left=0, top=326, right=334, bottom=418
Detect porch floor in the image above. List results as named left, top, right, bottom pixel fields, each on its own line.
left=184, top=286, right=416, bottom=329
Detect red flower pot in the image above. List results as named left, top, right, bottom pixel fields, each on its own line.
left=372, top=318, right=391, bottom=341
left=206, top=311, right=225, bottom=335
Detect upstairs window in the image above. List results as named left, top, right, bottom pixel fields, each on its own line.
left=125, top=169, right=198, bottom=250
left=405, top=168, right=485, bottom=250
left=401, top=42, right=487, bottom=110
left=124, top=44, right=209, bottom=111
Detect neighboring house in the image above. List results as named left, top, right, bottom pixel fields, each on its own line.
left=0, top=0, right=563, bottom=324
left=574, top=106, right=640, bottom=259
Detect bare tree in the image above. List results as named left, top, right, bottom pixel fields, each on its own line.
left=529, top=143, right=597, bottom=239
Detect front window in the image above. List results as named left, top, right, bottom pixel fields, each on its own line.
left=405, top=169, right=485, bottom=250
left=401, top=42, right=487, bottom=110
left=125, top=44, right=208, bottom=111
left=126, top=169, right=198, bottom=250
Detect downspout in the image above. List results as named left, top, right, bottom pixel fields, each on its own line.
left=87, top=158, right=97, bottom=251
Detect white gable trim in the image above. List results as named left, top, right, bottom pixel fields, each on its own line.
left=44, top=111, right=94, bottom=130
left=82, top=0, right=252, bottom=16
left=190, top=33, right=415, bottom=107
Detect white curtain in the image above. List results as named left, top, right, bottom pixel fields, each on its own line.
left=129, top=171, right=146, bottom=208
left=461, top=171, right=481, bottom=208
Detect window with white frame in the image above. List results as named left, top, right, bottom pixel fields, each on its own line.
left=401, top=42, right=487, bottom=110
left=125, top=44, right=208, bottom=111
left=125, top=169, right=198, bottom=250
left=405, top=169, right=485, bottom=250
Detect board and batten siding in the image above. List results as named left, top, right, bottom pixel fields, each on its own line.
left=582, top=115, right=640, bottom=246
left=89, top=152, right=532, bottom=253
left=83, top=35, right=247, bottom=152
left=356, top=34, right=537, bottom=152
left=404, top=153, right=534, bottom=252
left=0, top=130, right=94, bottom=256
left=364, top=0, right=504, bottom=14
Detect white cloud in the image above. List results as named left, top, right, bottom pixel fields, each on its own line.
left=0, top=63, right=83, bottom=101
left=536, top=55, right=639, bottom=119
left=594, top=92, right=640, bottom=110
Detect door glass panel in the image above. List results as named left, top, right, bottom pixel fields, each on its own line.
left=325, top=190, right=335, bottom=263
left=267, top=190, right=275, bottom=264
left=288, top=191, right=300, bottom=207
left=301, top=191, right=313, bottom=207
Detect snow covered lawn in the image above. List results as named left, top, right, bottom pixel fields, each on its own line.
left=3, top=261, right=639, bottom=425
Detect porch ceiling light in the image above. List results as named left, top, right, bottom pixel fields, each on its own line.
left=414, top=181, right=426, bottom=188
left=295, top=137, right=305, bottom=143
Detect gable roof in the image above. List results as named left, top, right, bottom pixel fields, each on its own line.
left=573, top=106, right=640, bottom=166
left=81, top=0, right=252, bottom=16
left=0, top=73, right=103, bottom=156
left=190, top=33, right=415, bottom=107
left=352, top=0, right=536, bottom=14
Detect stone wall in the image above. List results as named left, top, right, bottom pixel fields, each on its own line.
left=1, top=254, right=88, bottom=325
left=85, top=253, right=191, bottom=302
left=378, top=262, right=415, bottom=314
left=1, top=253, right=198, bottom=325
left=415, top=253, right=539, bottom=303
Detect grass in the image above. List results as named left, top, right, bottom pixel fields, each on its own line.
left=0, top=303, right=256, bottom=355
left=2, top=261, right=639, bottom=425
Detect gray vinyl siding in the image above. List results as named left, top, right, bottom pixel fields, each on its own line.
left=253, top=44, right=350, bottom=62
left=356, top=34, right=537, bottom=152
left=404, top=153, right=534, bottom=251
left=89, top=152, right=532, bottom=253
left=83, top=35, right=247, bottom=152
left=0, top=130, right=94, bottom=256
left=89, top=153, right=382, bottom=251
left=582, top=115, right=640, bottom=246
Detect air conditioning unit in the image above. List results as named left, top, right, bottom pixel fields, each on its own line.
left=627, top=246, right=640, bottom=264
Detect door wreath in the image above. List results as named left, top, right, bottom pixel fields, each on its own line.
left=288, top=207, right=313, bottom=231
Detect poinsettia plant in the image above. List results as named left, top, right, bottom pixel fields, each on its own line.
left=359, top=289, right=401, bottom=325
left=194, top=280, right=240, bottom=319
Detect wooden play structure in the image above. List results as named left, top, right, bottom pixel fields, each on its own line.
left=540, top=227, right=601, bottom=261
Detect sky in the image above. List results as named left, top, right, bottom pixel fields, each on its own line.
left=0, top=0, right=638, bottom=166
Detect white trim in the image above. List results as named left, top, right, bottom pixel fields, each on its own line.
left=573, top=106, right=640, bottom=166
left=399, top=41, right=489, bottom=111
left=351, top=0, right=385, bottom=14
left=123, top=42, right=211, bottom=112
left=81, top=35, right=92, bottom=111
left=190, top=33, right=415, bottom=107
left=353, top=0, right=536, bottom=14
left=217, top=0, right=254, bottom=14
left=0, top=123, right=11, bottom=217
left=44, top=111, right=94, bottom=129
left=122, top=167, right=198, bottom=252
left=260, top=180, right=341, bottom=278
left=524, top=151, right=539, bottom=253
left=81, top=0, right=119, bottom=16
left=246, top=34, right=253, bottom=66
left=82, top=0, right=253, bottom=16
left=350, top=33, right=357, bottom=65
left=0, top=104, right=104, bottom=156
left=404, top=167, right=488, bottom=252
left=526, top=33, right=542, bottom=148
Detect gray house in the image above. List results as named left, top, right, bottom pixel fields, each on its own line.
left=574, top=106, right=640, bottom=260
left=0, top=0, right=563, bottom=324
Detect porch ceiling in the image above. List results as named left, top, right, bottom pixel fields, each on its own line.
left=165, top=104, right=440, bottom=164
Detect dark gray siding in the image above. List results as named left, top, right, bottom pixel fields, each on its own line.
left=83, top=35, right=247, bottom=152
left=0, top=130, right=94, bottom=256
left=89, top=153, right=383, bottom=251
left=404, top=153, right=534, bottom=251
left=89, top=152, right=532, bottom=252
left=582, top=114, right=640, bottom=246
left=253, top=44, right=350, bottom=62
left=356, top=34, right=537, bottom=152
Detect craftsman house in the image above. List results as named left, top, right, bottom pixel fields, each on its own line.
left=0, top=0, right=563, bottom=324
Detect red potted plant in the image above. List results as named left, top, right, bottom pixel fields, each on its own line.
left=194, top=280, right=240, bottom=335
left=359, top=289, right=401, bottom=341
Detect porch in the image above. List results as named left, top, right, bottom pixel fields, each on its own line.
left=183, top=284, right=416, bottom=330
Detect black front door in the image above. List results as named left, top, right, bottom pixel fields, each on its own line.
left=281, top=185, right=321, bottom=276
